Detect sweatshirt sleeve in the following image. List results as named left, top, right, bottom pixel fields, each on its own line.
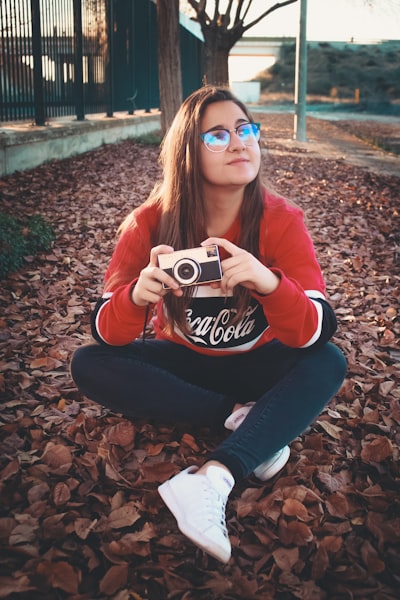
left=91, top=210, right=154, bottom=346
left=254, top=198, right=337, bottom=348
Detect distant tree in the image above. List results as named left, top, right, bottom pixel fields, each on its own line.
left=186, top=0, right=299, bottom=86
left=156, top=0, right=183, bottom=134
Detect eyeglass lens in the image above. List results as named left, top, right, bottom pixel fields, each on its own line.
left=202, top=123, right=260, bottom=151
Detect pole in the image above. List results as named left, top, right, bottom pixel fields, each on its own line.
left=145, top=0, right=151, bottom=113
left=106, top=0, right=114, bottom=117
left=294, top=0, right=307, bottom=141
left=30, top=0, right=45, bottom=126
left=73, top=0, right=85, bottom=121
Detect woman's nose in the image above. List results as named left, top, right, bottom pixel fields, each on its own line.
left=228, top=130, right=245, bottom=150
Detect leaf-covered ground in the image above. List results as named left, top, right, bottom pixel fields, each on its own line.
left=0, top=114, right=399, bottom=600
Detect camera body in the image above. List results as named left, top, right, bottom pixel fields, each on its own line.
left=158, top=244, right=222, bottom=288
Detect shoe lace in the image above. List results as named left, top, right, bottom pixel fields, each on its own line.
left=201, top=481, right=229, bottom=538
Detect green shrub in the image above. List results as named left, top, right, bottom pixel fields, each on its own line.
left=133, top=130, right=162, bottom=146
left=0, top=212, right=54, bottom=279
left=259, top=42, right=400, bottom=104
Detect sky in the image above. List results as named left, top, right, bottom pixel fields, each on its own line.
left=226, top=0, right=400, bottom=82
left=181, top=0, right=400, bottom=42
left=248, top=0, right=400, bottom=42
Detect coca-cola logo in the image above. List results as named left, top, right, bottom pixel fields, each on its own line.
left=183, top=299, right=268, bottom=349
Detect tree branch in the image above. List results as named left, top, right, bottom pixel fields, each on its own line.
left=239, top=0, right=252, bottom=25
left=187, top=0, right=211, bottom=26
left=213, top=0, right=220, bottom=22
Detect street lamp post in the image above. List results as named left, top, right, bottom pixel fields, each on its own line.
left=294, top=0, right=308, bottom=141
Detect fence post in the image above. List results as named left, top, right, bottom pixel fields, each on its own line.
left=106, top=0, right=114, bottom=117
left=73, top=0, right=85, bottom=121
left=30, top=0, right=45, bottom=125
left=145, top=0, right=151, bottom=113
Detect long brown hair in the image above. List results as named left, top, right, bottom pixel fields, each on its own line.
left=121, top=86, right=265, bottom=334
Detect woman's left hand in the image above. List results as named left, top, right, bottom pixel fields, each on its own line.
left=201, top=237, right=280, bottom=296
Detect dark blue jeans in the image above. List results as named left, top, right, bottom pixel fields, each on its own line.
left=71, top=339, right=346, bottom=481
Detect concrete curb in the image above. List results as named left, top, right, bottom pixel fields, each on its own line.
left=0, top=110, right=161, bottom=176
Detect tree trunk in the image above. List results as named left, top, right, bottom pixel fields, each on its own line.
left=200, top=23, right=233, bottom=87
left=156, top=0, right=183, bottom=134
left=188, top=0, right=300, bottom=89
left=203, top=45, right=230, bottom=87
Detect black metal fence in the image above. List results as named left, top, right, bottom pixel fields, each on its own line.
left=0, top=0, right=204, bottom=124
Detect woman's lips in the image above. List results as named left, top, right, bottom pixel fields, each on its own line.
left=227, top=158, right=249, bottom=165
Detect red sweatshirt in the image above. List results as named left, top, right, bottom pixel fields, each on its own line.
left=92, top=190, right=336, bottom=354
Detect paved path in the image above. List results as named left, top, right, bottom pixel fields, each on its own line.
left=293, top=118, right=400, bottom=178
left=253, top=108, right=400, bottom=178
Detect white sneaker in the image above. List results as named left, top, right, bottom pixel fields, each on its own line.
left=224, top=402, right=256, bottom=431
left=253, top=445, right=291, bottom=481
left=158, top=465, right=234, bottom=563
left=224, top=403, right=290, bottom=481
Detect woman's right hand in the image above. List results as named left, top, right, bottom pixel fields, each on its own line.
left=131, top=245, right=183, bottom=306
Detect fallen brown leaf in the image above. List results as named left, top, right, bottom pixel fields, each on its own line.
left=1, top=114, right=399, bottom=598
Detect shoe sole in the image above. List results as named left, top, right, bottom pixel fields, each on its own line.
left=158, top=480, right=231, bottom=563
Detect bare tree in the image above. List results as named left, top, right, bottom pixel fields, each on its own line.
left=155, top=1, right=299, bottom=129
left=156, top=0, right=183, bottom=134
left=186, top=0, right=299, bottom=85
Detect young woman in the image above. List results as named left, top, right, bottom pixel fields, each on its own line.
left=71, top=86, right=346, bottom=564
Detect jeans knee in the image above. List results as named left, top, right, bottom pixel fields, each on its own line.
left=70, top=344, right=99, bottom=389
left=300, top=342, right=346, bottom=392
left=326, top=342, right=347, bottom=377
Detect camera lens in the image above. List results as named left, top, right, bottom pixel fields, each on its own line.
left=178, top=263, right=195, bottom=279
left=173, top=258, right=200, bottom=285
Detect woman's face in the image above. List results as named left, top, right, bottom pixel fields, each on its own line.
left=199, top=100, right=261, bottom=190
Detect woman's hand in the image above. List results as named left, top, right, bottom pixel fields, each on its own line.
left=201, top=237, right=280, bottom=296
left=131, top=245, right=183, bottom=306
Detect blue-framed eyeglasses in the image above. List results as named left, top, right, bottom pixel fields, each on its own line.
left=200, top=122, right=261, bottom=153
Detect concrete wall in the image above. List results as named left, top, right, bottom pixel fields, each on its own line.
left=0, top=111, right=161, bottom=177
left=231, top=81, right=261, bottom=103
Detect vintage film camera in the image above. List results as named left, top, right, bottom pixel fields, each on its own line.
left=158, top=244, right=222, bottom=288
